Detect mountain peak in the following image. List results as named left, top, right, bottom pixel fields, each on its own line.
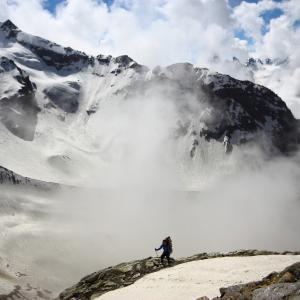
left=1, top=19, right=18, bottom=30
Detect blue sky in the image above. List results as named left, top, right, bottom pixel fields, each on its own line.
left=229, top=0, right=259, bottom=6
left=229, top=0, right=284, bottom=5
left=44, top=0, right=113, bottom=13
left=43, top=0, right=65, bottom=12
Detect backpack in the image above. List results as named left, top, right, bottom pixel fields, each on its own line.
left=165, top=237, right=173, bottom=253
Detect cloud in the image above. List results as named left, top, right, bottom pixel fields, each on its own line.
left=0, top=0, right=295, bottom=66
left=0, top=1, right=300, bottom=290
left=0, top=0, right=246, bottom=67
left=0, top=0, right=299, bottom=115
left=247, top=0, right=300, bottom=116
left=233, top=1, right=268, bottom=43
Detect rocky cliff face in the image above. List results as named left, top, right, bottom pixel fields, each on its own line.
left=121, top=63, right=299, bottom=154
left=58, top=250, right=300, bottom=300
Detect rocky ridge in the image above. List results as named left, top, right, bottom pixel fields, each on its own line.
left=0, top=20, right=89, bottom=72
left=0, top=19, right=299, bottom=154
left=58, top=250, right=300, bottom=300
left=0, top=166, right=59, bottom=190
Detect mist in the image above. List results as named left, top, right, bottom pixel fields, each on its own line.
left=1, top=78, right=300, bottom=296
left=1, top=1, right=300, bottom=298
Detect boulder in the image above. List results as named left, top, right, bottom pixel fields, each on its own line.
left=253, top=282, right=300, bottom=300
left=211, top=262, right=300, bottom=300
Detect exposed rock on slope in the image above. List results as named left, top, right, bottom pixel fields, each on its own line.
left=0, top=56, right=39, bottom=140
left=58, top=250, right=300, bottom=300
left=122, top=63, right=299, bottom=153
left=43, top=81, right=81, bottom=113
left=0, top=166, right=58, bottom=190
left=212, top=261, right=300, bottom=300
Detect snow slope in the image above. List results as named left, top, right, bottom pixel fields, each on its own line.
left=97, top=255, right=300, bottom=300
left=0, top=19, right=298, bottom=187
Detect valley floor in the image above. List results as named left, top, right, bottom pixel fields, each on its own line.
left=97, top=255, right=300, bottom=300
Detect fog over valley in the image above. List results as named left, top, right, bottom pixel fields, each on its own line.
left=0, top=1, right=300, bottom=299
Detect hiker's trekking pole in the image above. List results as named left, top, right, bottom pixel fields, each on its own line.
left=155, top=250, right=158, bottom=258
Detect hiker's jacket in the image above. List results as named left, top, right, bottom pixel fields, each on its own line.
left=156, top=243, right=172, bottom=254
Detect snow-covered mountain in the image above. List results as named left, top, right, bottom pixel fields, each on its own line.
left=0, top=19, right=299, bottom=186
left=229, top=55, right=300, bottom=120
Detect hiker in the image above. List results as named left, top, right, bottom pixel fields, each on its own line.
left=223, top=134, right=233, bottom=154
left=155, top=236, right=173, bottom=265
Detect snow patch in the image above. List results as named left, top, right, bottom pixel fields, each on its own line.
left=98, top=255, right=300, bottom=300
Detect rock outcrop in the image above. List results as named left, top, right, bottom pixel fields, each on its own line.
left=211, top=261, right=300, bottom=300
left=43, top=81, right=81, bottom=113
left=0, top=56, right=39, bottom=141
left=58, top=250, right=300, bottom=300
left=0, top=166, right=59, bottom=190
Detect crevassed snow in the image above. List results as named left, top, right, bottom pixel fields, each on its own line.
left=97, top=255, right=300, bottom=300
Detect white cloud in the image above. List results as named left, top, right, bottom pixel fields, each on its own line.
left=232, top=0, right=279, bottom=42
left=0, top=0, right=246, bottom=67
left=249, top=0, right=300, bottom=117
left=0, top=0, right=299, bottom=115
left=0, top=0, right=298, bottom=67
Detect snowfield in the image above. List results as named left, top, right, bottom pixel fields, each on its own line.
left=97, top=255, right=300, bottom=300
